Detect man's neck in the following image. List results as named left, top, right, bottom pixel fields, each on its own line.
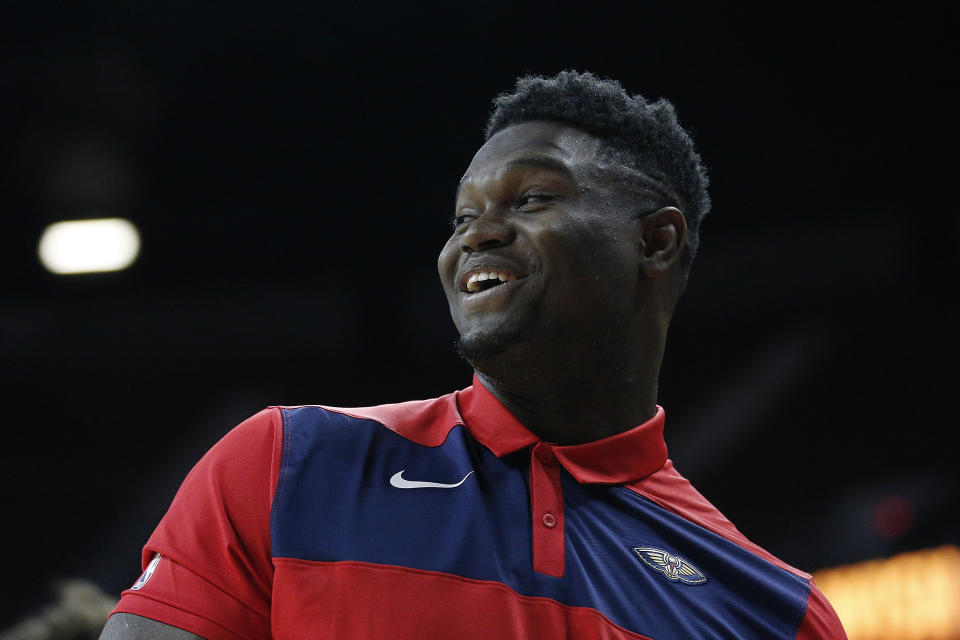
left=473, top=346, right=662, bottom=445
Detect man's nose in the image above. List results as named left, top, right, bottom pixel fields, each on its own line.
left=460, top=206, right=515, bottom=253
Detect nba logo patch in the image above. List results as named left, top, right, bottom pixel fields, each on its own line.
left=131, top=553, right=162, bottom=591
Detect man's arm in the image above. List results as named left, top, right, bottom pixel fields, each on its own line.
left=100, top=613, right=204, bottom=640
left=105, top=409, right=282, bottom=640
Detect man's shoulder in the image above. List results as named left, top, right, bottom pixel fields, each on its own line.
left=272, top=389, right=465, bottom=448
left=630, top=459, right=811, bottom=580
left=629, top=461, right=847, bottom=637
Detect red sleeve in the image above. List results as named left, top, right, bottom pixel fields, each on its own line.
left=110, top=408, right=284, bottom=640
left=796, top=579, right=848, bottom=639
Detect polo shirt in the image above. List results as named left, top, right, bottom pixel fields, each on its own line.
left=111, top=376, right=846, bottom=639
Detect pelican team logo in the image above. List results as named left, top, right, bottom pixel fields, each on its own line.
left=633, top=547, right=707, bottom=585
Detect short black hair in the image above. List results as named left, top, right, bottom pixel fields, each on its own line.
left=486, top=71, right=710, bottom=264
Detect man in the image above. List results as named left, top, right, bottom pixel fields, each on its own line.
left=102, top=71, right=846, bottom=639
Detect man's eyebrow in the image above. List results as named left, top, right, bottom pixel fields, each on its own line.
left=503, top=155, right=576, bottom=178
left=456, top=155, right=577, bottom=201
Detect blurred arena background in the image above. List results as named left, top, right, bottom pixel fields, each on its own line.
left=2, top=2, right=957, bottom=638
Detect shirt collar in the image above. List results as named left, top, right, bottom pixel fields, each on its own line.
left=455, top=374, right=668, bottom=485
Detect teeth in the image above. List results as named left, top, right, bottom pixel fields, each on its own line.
left=465, top=270, right=516, bottom=292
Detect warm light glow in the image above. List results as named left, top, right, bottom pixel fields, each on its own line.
left=815, top=546, right=960, bottom=640
left=38, top=218, right=141, bottom=274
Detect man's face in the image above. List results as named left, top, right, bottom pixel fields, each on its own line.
left=438, top=121, right=645, bottom=367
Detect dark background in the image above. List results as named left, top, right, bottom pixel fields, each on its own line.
left=2, top=0, right=957, bottom=625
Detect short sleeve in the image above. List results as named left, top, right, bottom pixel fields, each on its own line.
left=110, top=408, right=284, bottom=640
left=796, top=579, right=848, bottom=639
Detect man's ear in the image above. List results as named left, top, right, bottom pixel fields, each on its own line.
left=638, top=206, right=687, bottom=276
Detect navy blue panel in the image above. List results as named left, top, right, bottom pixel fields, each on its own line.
left=272, top=407, right=810, bottom=640
left=563, top=483, right=811, bottom=638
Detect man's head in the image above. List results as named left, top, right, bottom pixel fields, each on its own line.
left=438, top=71, right=710, bottom=374
left=485, top=71, right=710, bottom=262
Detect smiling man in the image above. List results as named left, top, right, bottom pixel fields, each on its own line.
left=102, top=72, right=846, bottom=639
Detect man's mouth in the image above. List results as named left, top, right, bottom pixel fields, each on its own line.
left=461, top=268, right=519, bottom=293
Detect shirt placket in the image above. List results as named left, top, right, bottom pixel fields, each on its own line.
left=529, top=442, right=565, bottom=577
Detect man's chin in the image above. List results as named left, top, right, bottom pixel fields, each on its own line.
left=454, top=324, right=528, bottom=369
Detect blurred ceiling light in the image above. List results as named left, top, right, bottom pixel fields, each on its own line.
left=815, top=545, right=960, bottom=640
left=38, top=218, right=141, bottom=275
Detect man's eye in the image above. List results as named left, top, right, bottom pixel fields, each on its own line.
left=451, top=213, right=473, bottom=228
left=517, top=193, right=554, bottom=209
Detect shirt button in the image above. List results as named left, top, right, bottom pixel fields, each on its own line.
left=538, top=448, right=555, bottom=464
left=542, top=512, right=557, bottom=528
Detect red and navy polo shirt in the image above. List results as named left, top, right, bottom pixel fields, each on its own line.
left=111, top=376, right=846, bottom=639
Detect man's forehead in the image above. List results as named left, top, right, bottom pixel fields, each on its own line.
left=462, top=121, right=604, bottom=181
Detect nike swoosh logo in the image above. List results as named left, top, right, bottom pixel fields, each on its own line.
left=389, top=469, right=475, bottom=489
